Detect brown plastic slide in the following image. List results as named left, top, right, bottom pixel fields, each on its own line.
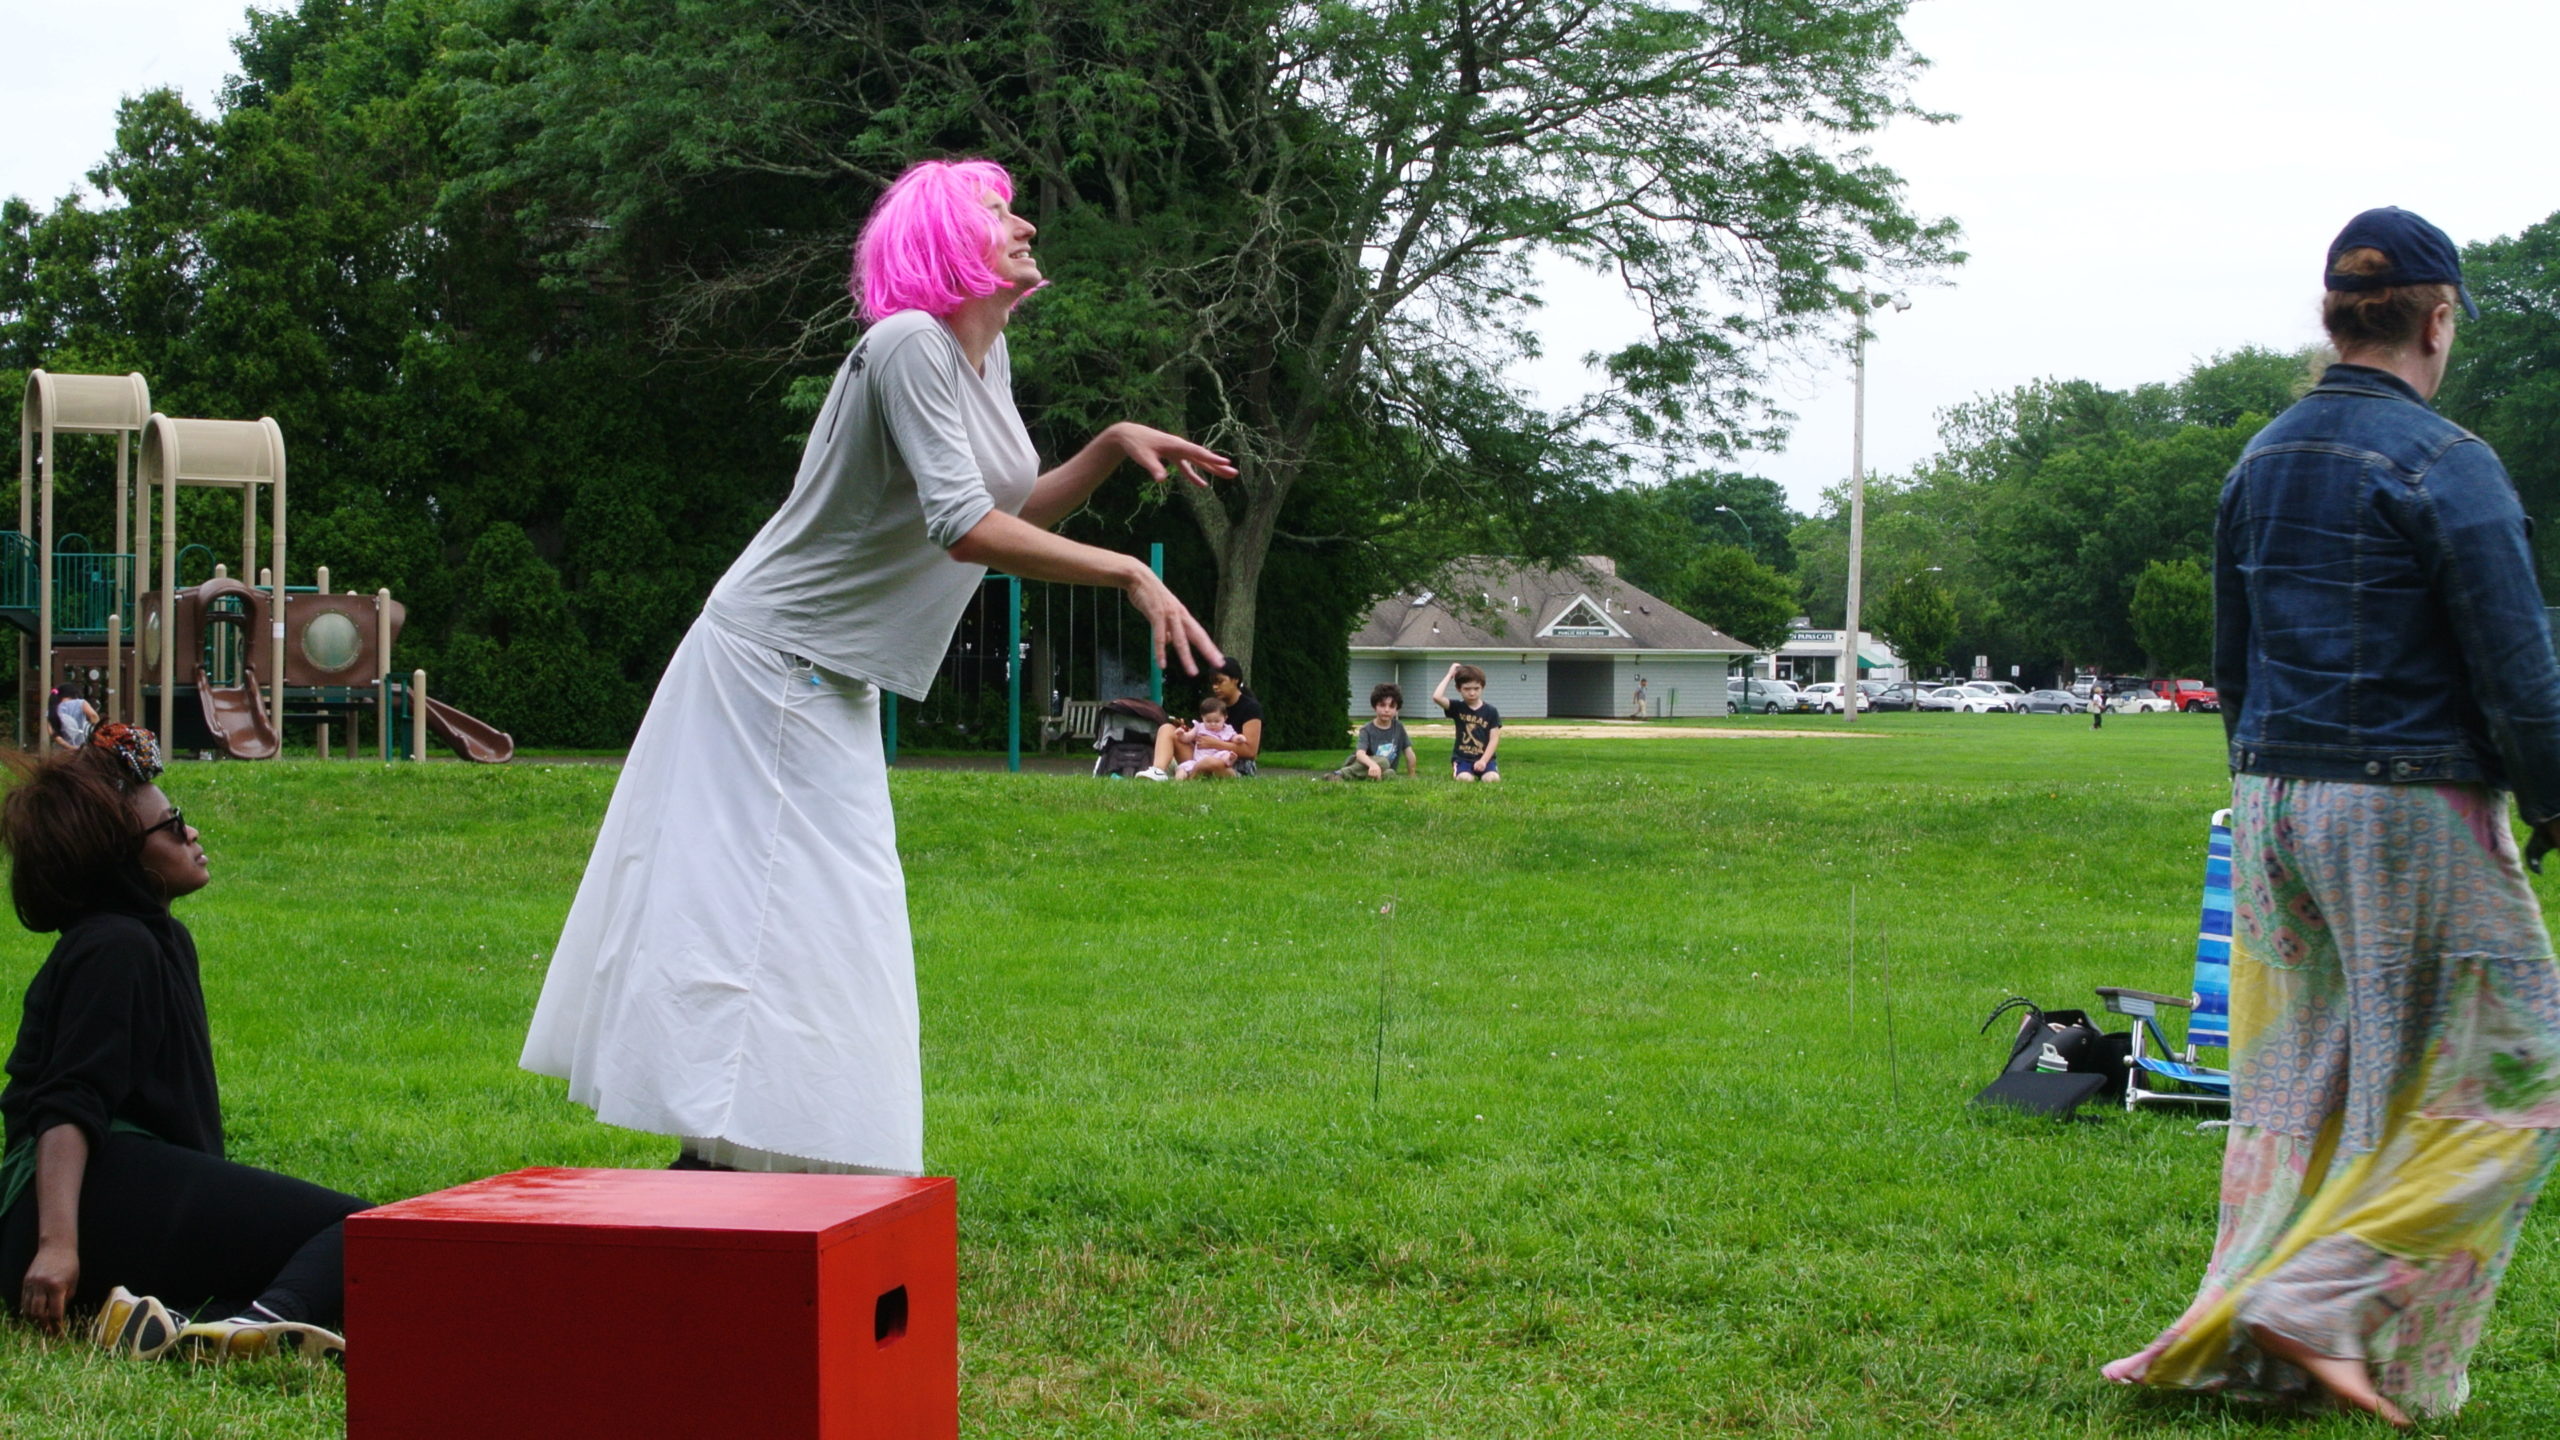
left=424, top=695, right=515, bottom=764
left=195, top=664, right=280, bottom=760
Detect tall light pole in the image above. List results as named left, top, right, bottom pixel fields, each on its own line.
left=1709, top=504, right=1757, bottom=692
left=1842, top=289, right=1910, bottom=726
left=1893, top=565, right=1942, bottom=700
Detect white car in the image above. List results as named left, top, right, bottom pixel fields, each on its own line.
left=2102, top=688, right=2172, bottom=714
left=1917, top=685, right=1970, bottom=712
left=1974, top=680, right=2029, bottom=708
left=1957, top=682, right=2020, bottom=713
left=1800, top=682, right=1866, bottom=713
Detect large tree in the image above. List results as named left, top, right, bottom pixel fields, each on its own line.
left=1790, top=348, right=2315, bottom=676
left=2128, top=557, right=2211, bottom=677
left=449, top=0, right=1957, bottom=677
left=1672, top=544, right=1795, bottom=652
left=1, top=0, right=787, bottom=744
left=1864, top=565, right=1958, bottom=679
left=2442, top=209, right=2560, bottom=589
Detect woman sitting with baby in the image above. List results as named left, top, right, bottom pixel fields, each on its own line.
left=1137, top=657, right=1263, bottom=781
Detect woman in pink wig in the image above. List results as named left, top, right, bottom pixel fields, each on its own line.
left=522, top=159, right=1232, bottom=1175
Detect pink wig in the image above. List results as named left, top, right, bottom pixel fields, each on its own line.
left=853, top=159, right=1018, bottom=322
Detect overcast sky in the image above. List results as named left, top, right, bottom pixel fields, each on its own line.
left=6, top=0, right=2558, bottom=514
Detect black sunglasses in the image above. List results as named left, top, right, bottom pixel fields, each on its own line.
left=139, top=807, right=187, bottom=843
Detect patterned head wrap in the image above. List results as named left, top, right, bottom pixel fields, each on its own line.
left=88, top=722, right=165, bottom=786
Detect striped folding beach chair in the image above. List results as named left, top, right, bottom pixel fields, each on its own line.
left=2094, top=808, right=2234, bottom=1117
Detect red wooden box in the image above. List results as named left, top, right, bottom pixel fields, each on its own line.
left=345, top=1168, right=956, bottom=1440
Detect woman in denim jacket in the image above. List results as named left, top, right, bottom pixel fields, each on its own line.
left=2107, top=208, right=2560, bottom=1425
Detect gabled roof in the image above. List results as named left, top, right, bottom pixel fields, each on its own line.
left=1351, top=557, right=1751, bottom=654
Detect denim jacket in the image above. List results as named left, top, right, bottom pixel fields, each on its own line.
left=2215, top=364, right=2560, bottom=822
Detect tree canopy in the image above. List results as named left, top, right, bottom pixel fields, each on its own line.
left=3, top=0, right=1961, bottom=744
left=2442, top=210, right=2560, bottom=589
left=1864, top=566, right=1958, bottom=679
left=2128, top=557, right=2212, bottom=677
left=1790, top=346, right=2319, bottom=680
left=441, top=0, right=1959, bottom=668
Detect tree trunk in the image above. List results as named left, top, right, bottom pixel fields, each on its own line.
left=1176, top=460, right=1289, bottom=681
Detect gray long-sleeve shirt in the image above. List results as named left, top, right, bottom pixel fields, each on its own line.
left=703, top=309, right=1039, bottom=700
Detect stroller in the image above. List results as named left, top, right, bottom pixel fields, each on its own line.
left=1092, top=698, right=1168, bottom=778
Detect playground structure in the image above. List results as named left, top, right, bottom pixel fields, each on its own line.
left=16, top=370, right=512, bottom=762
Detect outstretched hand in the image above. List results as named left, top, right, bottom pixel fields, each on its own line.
left=1114, top=424, right=1236, bottom=488
left=1128, top=565, right=1223, bottom=678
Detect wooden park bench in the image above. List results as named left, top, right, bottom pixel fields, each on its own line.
left=1040, top=697, right=1104, bottom=752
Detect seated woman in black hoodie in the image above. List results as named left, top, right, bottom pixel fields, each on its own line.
left=0, top=724, right=366, bottom=1361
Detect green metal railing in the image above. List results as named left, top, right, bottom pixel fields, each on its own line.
left=0, top=532, right=137, bottom=634
left=53, top=551, right=135, bottom=634
left=0, top=533, right=34, bottom=614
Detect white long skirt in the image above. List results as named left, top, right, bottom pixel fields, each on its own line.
left=520, top=618, right=921, bottom=1173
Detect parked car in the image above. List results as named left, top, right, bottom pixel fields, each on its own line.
left=1957, top=682, right=2021, bottom=713
left=2105, top=688, right=2173, bottom=714
left=1860, top=680, right=1919, bottom=712
left=1974, top=680, right=2029, bottom=707
left=2158, top=677, right=2220, bottom=712
left=1800, top=681, right=1867, bottom=713
left=1726, top=677, right=1809, bottom=714
left=2021, top=688, right=2080, bottom=713
left=1917, top=685, right=1970, bottom=712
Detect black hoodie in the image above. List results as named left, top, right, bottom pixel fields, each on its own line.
left=0, top=870, right=220, bottom=1159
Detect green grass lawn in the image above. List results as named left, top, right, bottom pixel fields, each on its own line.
left=5, top=711, right=2557, bottom=1436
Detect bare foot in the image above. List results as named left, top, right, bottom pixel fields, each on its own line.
left=2100, top=1337, right=2167, bottom=1384
left=2246, top=1323, right=2411, bottom=1429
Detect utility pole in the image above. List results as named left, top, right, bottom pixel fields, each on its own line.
left=1844, top=320, right=1867, bottom=725
left=1841, top=291, right=1909, bottom=724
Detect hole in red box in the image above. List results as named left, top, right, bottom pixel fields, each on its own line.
left=874, top=1285, right=909, bottom=1345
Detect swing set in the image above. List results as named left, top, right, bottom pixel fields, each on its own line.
left=886, top=544, right=1166, bottom=771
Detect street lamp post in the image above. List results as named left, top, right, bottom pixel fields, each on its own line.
left=1842, top=289, right=1910, bottom=726
left=1711, top=504, right=1756, bottom=698
left=1893, top=565, right=1942, bottom=707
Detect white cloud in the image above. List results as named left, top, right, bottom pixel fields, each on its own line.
left=0, top=1, right=247, bottom=208
left=1520, top=0, right=2560, bottom=511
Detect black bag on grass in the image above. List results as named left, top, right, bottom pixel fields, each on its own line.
left=1972, top=996, right=2130, bottom=1118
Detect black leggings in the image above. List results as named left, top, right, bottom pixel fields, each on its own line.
left=1, top=1132, right=367, bottom=1329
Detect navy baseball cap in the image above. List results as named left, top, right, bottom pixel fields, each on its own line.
left=2325, top=206, right=2478, bottom=319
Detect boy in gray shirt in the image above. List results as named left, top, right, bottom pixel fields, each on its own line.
left=1322, top=684, right=1417, bottom=780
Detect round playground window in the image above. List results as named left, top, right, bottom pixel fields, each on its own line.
left=301, top=611, right=363, bottom=674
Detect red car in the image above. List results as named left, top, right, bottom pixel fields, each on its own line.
left=2150, top=677, right=2219, bottom=712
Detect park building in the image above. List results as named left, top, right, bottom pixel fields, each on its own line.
left=1764, top=621, right=1908, bottom=687
left=1348, top=557, right=1754, bottom=718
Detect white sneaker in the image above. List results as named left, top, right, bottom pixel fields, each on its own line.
left=172, top=1316, right=346, bottom=1366
left=1135, top=766, right=1169, bottom=781
left=90, top=1286, right=180, bottom=1360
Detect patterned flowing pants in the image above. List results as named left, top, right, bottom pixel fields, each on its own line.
left=2126, top=777, right=2560, bottom=1418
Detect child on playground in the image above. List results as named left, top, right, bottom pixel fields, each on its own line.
left=1173, top=696, right=1240, bottom=780
left=1323, top=684, right=1416, bottom=780
left=1432, top=663, right=1503, bottom=782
